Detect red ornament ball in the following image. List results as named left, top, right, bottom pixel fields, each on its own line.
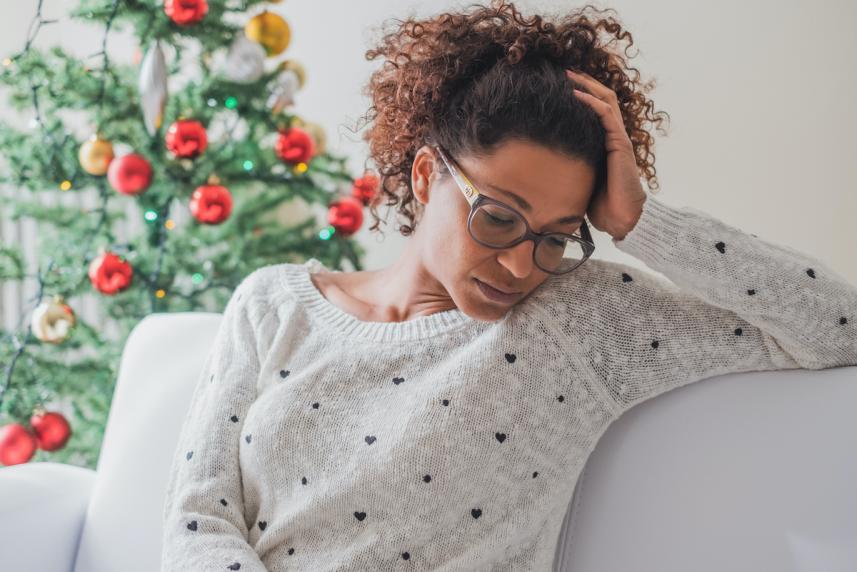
left=0, top=423, right=37, bottom=466
left=88, top=251, right=134, bottom=295
left=274, top=127, right=316, bottom=165
left=327, top=196, right=364, bottom=237
left=351, top=172, right=380, bottom=206
left=190, top=184, right=233, bottom=225
left=30, top=410, right=72, bottom=452
left=166, top=119, right=208, bottom=159
left=164, top=0, right=208, bottom=26
left=107, top=153, right=153, bottom=195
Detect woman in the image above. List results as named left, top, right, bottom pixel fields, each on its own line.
left=161, top=1, right=857, bottom=570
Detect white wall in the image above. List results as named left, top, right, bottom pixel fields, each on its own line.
left=2, top=0, right=855, bottom=328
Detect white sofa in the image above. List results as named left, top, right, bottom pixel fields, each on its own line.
left=1, top=312, right=855, bottom=572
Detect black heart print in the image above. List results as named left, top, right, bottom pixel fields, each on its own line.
left=258, top=521, right=267, bottom=531
left=354, top=511, right=367, bottom=521
left=504, top=353, right=516, bottom=363
left=365, top=435, right=377, bottom=445
left=471, top=508, right=482, bottom=519
left=245, top=434, right=252, bottom=444
left=392, top=376, right=405, bottom=385
left=227, top=563, right=241, bottom=570
left=279, top=369, right=290, bottom=378
left=495, top=432, right=506, bottom=443
left=186, top=451, right=193, bottom=460
left=621, top=272, right=633, bottom=282
left=187, top=520, right=197, bottom=531
left=715, top=241, right=726, bottom=253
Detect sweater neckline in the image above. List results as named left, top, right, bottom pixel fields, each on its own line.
left=280, top=258, right=482, bottom=342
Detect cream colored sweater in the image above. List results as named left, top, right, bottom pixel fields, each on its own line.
left=161, top=193, right=857, bottom=571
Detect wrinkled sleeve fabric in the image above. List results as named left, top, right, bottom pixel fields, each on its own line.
left=161, top=271, right=268, bottom=572
left=578, top=193, right=857, bottom=414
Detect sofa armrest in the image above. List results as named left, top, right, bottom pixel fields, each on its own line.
left=0, top=461, right=97, bottom=572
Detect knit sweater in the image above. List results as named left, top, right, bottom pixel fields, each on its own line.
left=160, top=193, right=857, bottom=571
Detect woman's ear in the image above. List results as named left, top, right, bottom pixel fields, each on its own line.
left=410, top=145, right=438, bottom=205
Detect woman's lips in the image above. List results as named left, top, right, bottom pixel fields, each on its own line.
left=475, top=278, right=521, bottom=303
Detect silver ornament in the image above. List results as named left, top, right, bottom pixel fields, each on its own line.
left=219, top=35, right=266, bottom=84
left=138, top=41, right=168, bottom=136
left=266, top=69, right=300, bottom=114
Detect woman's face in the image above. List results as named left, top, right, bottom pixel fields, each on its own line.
left=411, top=138, right=595, bottom=321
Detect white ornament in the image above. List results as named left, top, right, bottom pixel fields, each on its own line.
left=218, top=35, right=266, bottom=84
left=266, top=70, right=300, bottom=114
left=31, top=296, right=76, bottom=344
left=138, top=41, right=168, bottom=136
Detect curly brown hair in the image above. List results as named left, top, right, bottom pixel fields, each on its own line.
left=357, top=0, right=671, bottom=238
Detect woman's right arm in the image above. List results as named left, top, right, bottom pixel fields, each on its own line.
left=160, top=271, right=268, bottom=572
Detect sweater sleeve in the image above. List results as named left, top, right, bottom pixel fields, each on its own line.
left=577, top=192, right=857, bottom=415
left=160, top=271, right=268, bottom=572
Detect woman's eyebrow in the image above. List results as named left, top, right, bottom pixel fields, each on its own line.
left=484, top=182, right=584, bottom=224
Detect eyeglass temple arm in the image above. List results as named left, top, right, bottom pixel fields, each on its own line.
left=434, top=145, right=480, bottom=208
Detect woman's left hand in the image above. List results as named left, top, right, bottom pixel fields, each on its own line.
left=566, top=69, right=648, bottom=241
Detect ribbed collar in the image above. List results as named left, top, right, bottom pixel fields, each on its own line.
left=280, top=258, right=481, bottom=342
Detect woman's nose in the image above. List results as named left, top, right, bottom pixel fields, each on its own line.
left=497, top=239, right=536, bottom=279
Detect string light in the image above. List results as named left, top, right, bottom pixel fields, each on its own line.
left=59, top=180, right=72, bottom=191
left=155, top=289, right=166, bottom=298
left=225, top=96, right=238, bottom=109
left=243, top=160, right=254, bottom=171
left=191, top=273, right=204, bottom=284
left=319, top=227, right=334, bottom=240
left=164, top=219, right=176, bottom=230
left=144, top=210, right=158, bottom=221
left=293, top=162, right=308, bottom=174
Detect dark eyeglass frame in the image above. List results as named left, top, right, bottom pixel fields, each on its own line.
left=433, top=144, right=596, bottom=275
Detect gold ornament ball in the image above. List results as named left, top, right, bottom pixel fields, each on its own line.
left=245, top=11, right=291, bottom=57
left=31, top=295, right=76, bottom=344
left=79, top=134, right=115, bottom=176
left=303, top=121, right=327, bottom=156
left=278, top=59, right=307, bottom=90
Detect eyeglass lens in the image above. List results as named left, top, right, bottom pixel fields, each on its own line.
left=469, top=202, right=587, bottom=274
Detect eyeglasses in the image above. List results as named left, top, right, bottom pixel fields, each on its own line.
left=433, top=144, right=595, bottom=275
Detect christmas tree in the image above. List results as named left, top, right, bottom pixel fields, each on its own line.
left=0, top=0, right=377, bottom=468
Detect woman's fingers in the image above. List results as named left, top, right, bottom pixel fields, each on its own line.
left=572, top=89, right=619, bottom=131
left=566, top=69, right=612, bottom=101
left=569, top=77, right=632, bottom=154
